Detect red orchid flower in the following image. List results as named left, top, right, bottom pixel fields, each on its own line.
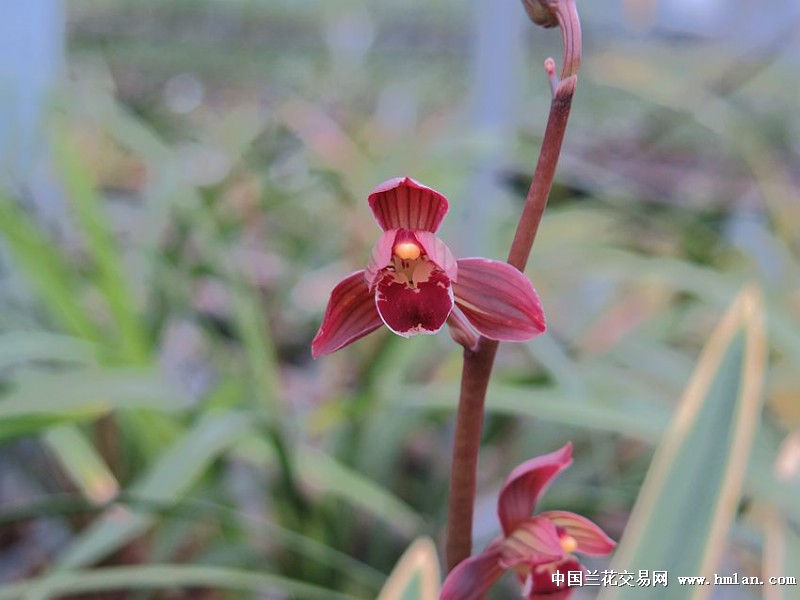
left=441, top=443, right=616, bottom=600
left=312, top=177, right=546, bottom=358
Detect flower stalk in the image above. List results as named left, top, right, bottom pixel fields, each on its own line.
left=445, top=0, right=582, bottom=572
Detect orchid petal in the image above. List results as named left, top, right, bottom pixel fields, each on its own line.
left=440, top=545, right=504, bottom=600
left=499, top=516, right=563, bottom=570
left=311, top=270, right=383, bottom=358
left=365, top=229, right=398, bottom=289
left=447, top=306, right=479, bottom=352
left=375, top=269, right=453, bottom=337
left=452, top=258, right=545, bottom=342
left=528, top=557, right=583, bottom=599
left=539, top=511, right=617, bottom=556
left=368, top=176, right=449, bottom=233
left=414, top=230, right=458, bottom=281
left=498, top=443, right=573, bottom=536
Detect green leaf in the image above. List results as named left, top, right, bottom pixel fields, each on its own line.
left=601, top=286, right=766, bottom=600
left=0, top=368, right=190, bottom=421
left=0, top=195, right=97, bottom=340
left=296, top=446, right=424, bottom=537
left=391, top=383, right=666, bottom=441
left=376, top=537, right=440, bottom=600
left=227, top=272, right=282, bottom=418
left=0, top=415, right=75, bottom=442
left=0, top=367, right=189, bottom=445
left=0, top=565, right=359, bottom=600
left=53, top=132, right=149, bottom=364
left=43, top=426, right=119, bottom=504
left=56, top=412, right=252, bottom=569
left=0, top=331, right=95, bottom=369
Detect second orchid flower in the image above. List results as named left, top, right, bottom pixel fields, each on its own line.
left=441, top=443, right=616, bottom=599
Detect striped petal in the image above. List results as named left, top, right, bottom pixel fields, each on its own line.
left=367, top=177, right=449, bottom=233
left=414, top=230, right=458, bottom=281
left=365, top=229, right=399, bottom=289
left=499, top=517, right=563, bottom=569
left=311, top=270, right=383, bottom=358
left=452, top=258, right=546, bottom=341
left=499, top=444, right=573, bottom=537
left=447, top=306, right=480, bottom=352
left=539, top=511, right=617, bottom=556
left=440, top=545, right=505, bottom=600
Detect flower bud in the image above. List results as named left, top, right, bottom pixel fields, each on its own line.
left=520, top=0, right=559, bottom=28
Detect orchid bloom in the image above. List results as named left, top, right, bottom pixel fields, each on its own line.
left=312, top=177, right=545, bottom=358
left=441, top=443, right=616, bottom=600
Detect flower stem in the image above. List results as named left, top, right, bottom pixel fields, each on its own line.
left=445, top=340, right=499, bottom=569
left=445, top=0, right=581, bottom=572
left=506, top=74, right=577, bottom=272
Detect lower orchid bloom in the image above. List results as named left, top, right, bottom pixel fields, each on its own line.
left=441, top=443, right=616, bottom=600
left=312, top=177, right=545, bottom=358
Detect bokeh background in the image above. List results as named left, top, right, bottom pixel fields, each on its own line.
left=1, top=1, right=799, bottom=598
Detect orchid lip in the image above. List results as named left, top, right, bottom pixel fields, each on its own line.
left=374, top=266, right=454, bottom=337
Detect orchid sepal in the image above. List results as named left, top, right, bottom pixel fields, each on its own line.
left=311, top=270, right=383, bottom=359
left=368, top=176, right=449, bottom=233
left=499, top=443, right=573, bottom=536
left=453, top=258, right=546, bottom=343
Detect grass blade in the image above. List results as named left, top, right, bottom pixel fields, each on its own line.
left=296, top=447, right=424, bottom=537
left=0, top=565, right=359, bottom=600
left=392, top=383, right=666, bottom=441
left=43, top=425, right=119, bottom=505
left=53, top=132, right=149, bottom=363
left=601, top=285, right=766, bottom=600
left=0, top=331, right=95, bottom=369
left=375, top=537, right=440, bottom=600
left=56, top=412, right=252, bottom=569
left=0, top=196, right=97, bottom=340
left=0, top=368, right=190, bottom=421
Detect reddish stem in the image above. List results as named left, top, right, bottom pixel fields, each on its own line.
left=507, top=75, right=577, bottom=272
left=556, top=0, right=581, bottom=80
left=445, top=0, right=581, bottom=572
left=445, top=340, right=499, bottom=568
